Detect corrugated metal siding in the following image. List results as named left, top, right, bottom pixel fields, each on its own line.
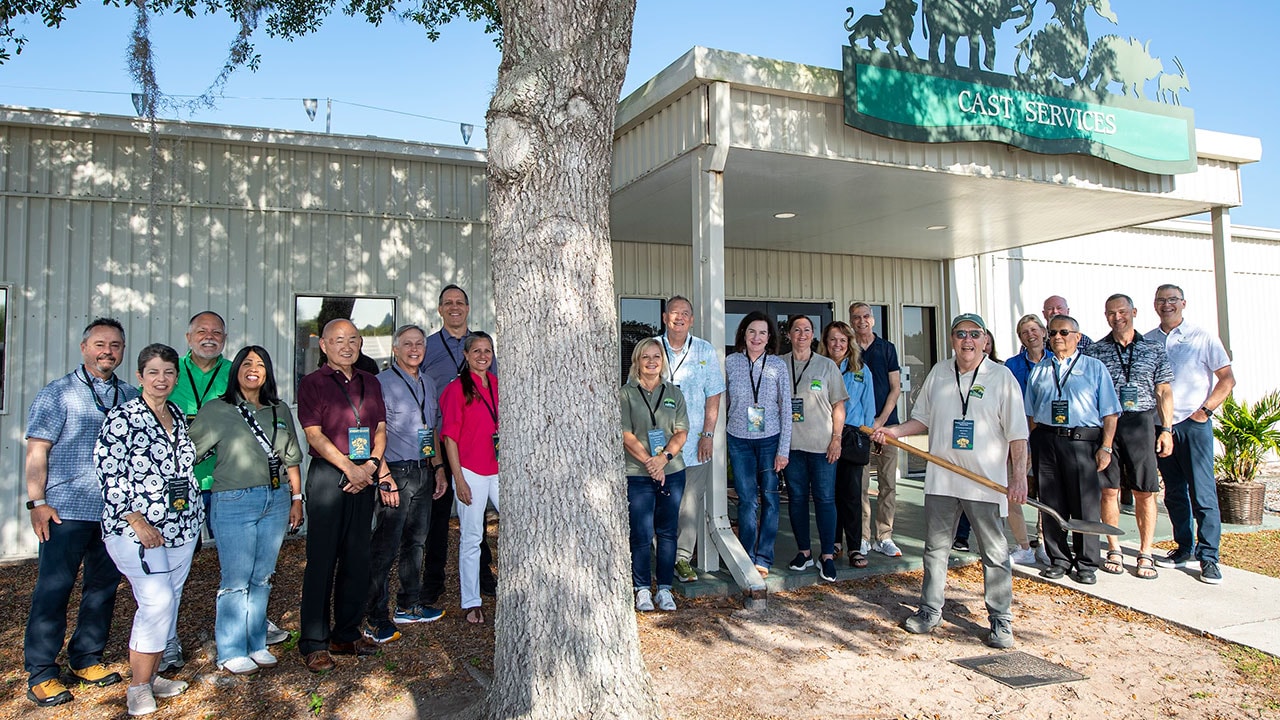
left=988, top=227, right=1279, bottom=401
left=0, top=121, right=490, bottom=559
left=612, top=89, right=707, bottom=191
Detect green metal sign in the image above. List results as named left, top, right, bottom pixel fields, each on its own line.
left=840, top=0, right=1197, bottom=175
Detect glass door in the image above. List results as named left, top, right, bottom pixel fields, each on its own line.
left=725, top=301, right=832, bottom=356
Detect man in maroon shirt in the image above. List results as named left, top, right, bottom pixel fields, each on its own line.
left=296, top=319, right=390, bottom=672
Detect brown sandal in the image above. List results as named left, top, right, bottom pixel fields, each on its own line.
left=1101, top=550, right=1124, bottom=575
left=466, top=607, right=486, bottom=624
left=849, top=552, right=868, bottom=569
left=1135, top=554, right=1159, bottom=580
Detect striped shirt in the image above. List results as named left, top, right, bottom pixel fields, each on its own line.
left=1085, top=334, right=1173, bottom=413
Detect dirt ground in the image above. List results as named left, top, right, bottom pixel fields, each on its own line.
left=2, top=519, right=1278, bottom=720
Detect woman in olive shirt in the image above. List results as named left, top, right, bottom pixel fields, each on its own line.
left=190, top=346, right=303, bottom=675
left=621, top=338, right=689, bottom=612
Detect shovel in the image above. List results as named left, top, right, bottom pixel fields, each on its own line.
left=859, top=426, right=1124, bottom=537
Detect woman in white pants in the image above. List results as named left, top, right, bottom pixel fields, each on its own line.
left=95, top=344, right=202, bottom=716
left=440, top=332, right=499, bottom=625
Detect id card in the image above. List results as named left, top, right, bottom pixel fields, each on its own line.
left=166, top=477, right=190, bottom=513
left=1119, top=384, right=1139, bottom=411
left=791, top=397, right=805, bottom=423
left=747, top=405, right=766, bottom=432
left=647, top=427, right=668, bottom=455
left=952, top=419, right=975, bottom=450
left=418, top=428, right=436, bottom=459
left=1051, top=399, right=1070, bottom=426
left=492, top=432, right=500, bottom=462
left=267, top=455, right=283, bottom=490
left=348, top=427, right=372, bottom=460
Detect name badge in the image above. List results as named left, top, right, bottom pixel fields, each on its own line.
left=267, top=455, right=283, bottom=490
left=418, top=428, right=436, bottom=459
left=348, top=427, right=372, bottom=460
left=791, top=397, right=805, bottom=423
left=647, top=427, right=668, bottom=456
left=952, top=419, right=975, bottom=450
left=166, top=477, right=191, bottom=513
left=1051, top=400, right=1070, bottom=426
left=492, top=432, right=500, bottom=462
left=1119, top=384, right=1139, bottom=411
left=747, top=405, right=766, bottom=433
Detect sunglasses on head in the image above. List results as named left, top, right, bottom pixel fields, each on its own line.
left=1048, top=328, right=1076, bottom=337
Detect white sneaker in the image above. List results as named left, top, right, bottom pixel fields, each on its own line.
left=249, top=649, right=278, bottom=668
left=219, top=656, right=260, bottom=675
left=127, top=684, right=157, bottom=716
left=1009, top=547, right=1037, bottom=566
left=149, top=675, right=188, bottom=699
left=634, top=588, right=654, bottom=612
left=859, top=539, right=871, bottom=555
left=265, top=618, right=289, bottom=645
left=1035, top=545, right=1050, bottom=566
left=654, top=588, right=677, bottom=611
left=874, top=538, right=902, bottom=557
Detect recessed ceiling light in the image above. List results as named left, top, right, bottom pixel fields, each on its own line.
left=773, top=212, right=796, bottom=220
left=926, top=224, right=948, bottom=231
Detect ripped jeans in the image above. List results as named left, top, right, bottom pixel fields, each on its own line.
left=210, top=484, right=290, bottom=664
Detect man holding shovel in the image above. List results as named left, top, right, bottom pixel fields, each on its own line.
left=873, top=313, right=1028, bottom=649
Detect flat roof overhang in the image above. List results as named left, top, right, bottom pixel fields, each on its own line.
left=610, top=48, right=1263, bottom=260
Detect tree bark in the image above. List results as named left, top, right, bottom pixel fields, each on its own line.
left=484, top=0, right=656, bottom=718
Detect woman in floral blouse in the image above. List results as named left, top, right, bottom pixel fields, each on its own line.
left=95, top=343, right=202, bottom=717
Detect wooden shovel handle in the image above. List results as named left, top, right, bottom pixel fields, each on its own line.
left=858, top=425, right=1008, bottom=496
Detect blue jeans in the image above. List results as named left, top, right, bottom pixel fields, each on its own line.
left=627, top=471, right=686, bottom=588
left=24, top=519, right=120, bottom=687
left=1157, top=417, right=1220, bottom=562
left=786, top=450, right=837, bottom=557
left=728, top=434, right=781, bottom=568
left=366, top=463, right=435, bottom=624
left=211, top=485, right=290, bottom=663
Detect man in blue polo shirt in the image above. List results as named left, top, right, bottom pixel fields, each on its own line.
left=656, top=296, right=725, bottom=583
left=1145, top=284, right=1234, bottom=585
left=849, top=302, right=903, bottom=558
left=24, top=318, right=139, bottom=707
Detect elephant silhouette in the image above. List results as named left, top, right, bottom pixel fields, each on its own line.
left=922, top=0, right=1034, bottom=71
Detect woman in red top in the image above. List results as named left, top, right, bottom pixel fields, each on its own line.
left=440, top=332, right=499, bottom=625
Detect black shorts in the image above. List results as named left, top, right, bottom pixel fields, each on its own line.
left=1100, top=409, right=1160, bottom=493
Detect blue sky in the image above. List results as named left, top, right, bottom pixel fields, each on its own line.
left=2, top=0, right=1275, bottom=227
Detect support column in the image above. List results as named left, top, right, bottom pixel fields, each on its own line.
left=1211, top=206, right=1234, bottom=357
left=693, top=81, right=766, bottom=599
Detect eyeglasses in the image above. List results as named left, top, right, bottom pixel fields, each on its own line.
left=951, top=330, right=984, bottom=339
left=1048, top=329, right=1076, bottom=337
left=138, top=544, right=172, bottom=575
left=1155, top=297, right=1183, bottom=305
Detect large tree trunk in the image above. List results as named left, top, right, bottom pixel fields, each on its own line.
left=483, top=0, right=656, bottom=718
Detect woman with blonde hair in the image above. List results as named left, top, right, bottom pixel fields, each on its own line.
left=821, top=321, right=876, bottom=568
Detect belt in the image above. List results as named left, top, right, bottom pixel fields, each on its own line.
left=1041, top=425, right=1102, bottom=442
left=386, top=459, right=432, bottom=470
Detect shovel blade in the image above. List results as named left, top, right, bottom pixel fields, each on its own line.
left=1027, top=498, right=1125, bottom=537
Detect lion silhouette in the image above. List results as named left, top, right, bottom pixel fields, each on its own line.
left=846, top=0, right=919, bottom=58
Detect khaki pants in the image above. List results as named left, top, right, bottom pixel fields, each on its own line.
left=861, top=447, right=899, bottom=542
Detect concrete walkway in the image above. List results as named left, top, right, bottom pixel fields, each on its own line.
left=677, top=472, right=1280, bottom=657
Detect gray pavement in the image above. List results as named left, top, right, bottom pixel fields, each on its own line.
left=677, top=472, right=1280, bottom=657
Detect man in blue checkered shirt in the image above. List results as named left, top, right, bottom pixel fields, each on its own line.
left=23, top=318, right=139, bottom=707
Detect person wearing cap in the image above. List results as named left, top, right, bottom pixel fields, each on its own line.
left=873, top=313, right=1028, bottom=649
left=1024, top=314, right=1120, bottom=585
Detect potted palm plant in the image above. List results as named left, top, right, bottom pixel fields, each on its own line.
left=1214, top=390, right=1280, bottom=525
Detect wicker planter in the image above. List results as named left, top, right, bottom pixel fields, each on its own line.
left=1217, top=481, right=1267, bottom=526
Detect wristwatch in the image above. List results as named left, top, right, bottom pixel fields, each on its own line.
left=1158, top=426, right=1173, bottom=434
left=699, top=431, right=714, bottom=439
left=664, top=452, right=674, bottom=461
left=25, top=499, right=47, bottom=510
left=1200, top=405, right=1214, bottom=418
left=1099, top=445, right=1113, bottom=454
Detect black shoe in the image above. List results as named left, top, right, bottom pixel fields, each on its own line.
left=1199, top=560, right=1224, bottom=585
left=788, top=552, right=814, bottom=571
left=951, top=538, right=970, bottom=552
left=1039, top=565, right=1066, bottom=579
left=1155, top=548, right=1193, bottom=568
left=1072, top=569, right=1097, bottom=585
left=480, top=576, right=498, bottom=596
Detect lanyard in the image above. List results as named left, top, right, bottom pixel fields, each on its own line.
left=184, top=361, right=222, bottom=411
left=328, top=372, right=366, bottom=426
left=790, top=354, right=813, bottom=394
left=78, top=366, right=121, bottom=414
left=1051, top=355, right=1079, bottom=399
left=954, top=356, right=984, bottom=419
left=392, top=365, right=429, bottom=426
left=237, top=402, right=280, bottom=459
left=635, top=383, right=666, bottom=426
left=473, top=375, right=499, bottom=427
left=746, top=353, right=765, bottom=404
left=1113, top=340, right=1136, bottom=384
left=440, top=331, right=466, bottom=374
left=662, top=336, right=690, bottom=382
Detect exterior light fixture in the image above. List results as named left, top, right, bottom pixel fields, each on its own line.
left=926, top=224, right=948, bottom=231
left=773, top=212, right=797, bottom=219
